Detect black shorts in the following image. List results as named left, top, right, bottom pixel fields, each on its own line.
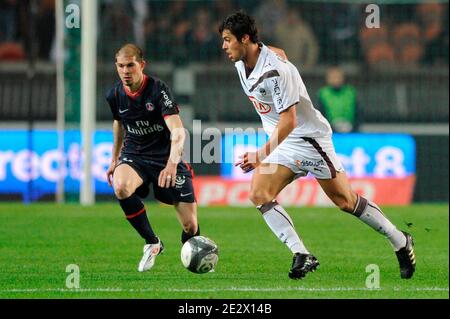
left=117, top=154, right=196, bottom=205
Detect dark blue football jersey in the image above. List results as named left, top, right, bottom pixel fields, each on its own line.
left=106, top=75, right=179, bottom=161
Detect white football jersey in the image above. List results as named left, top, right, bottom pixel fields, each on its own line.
left=235, top=44, right=332, bottom=140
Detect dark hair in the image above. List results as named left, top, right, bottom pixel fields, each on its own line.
left=115, top=43, right=144, bottom=62
left=219, top=10, right=259, bottom=43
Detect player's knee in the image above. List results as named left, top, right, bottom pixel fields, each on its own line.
left=249, top=189, right=272, bottom=206
left=114, top=182, right=133, bottom=199
left=182, top=221, right=197, bottom=235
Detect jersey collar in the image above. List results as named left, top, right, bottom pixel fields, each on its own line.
left=123, top=74, right=149, bottom=100
left=245, top=43, right=269, bottom=81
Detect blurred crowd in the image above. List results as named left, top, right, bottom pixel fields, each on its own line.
left=0, top=0, right=448, bottom=67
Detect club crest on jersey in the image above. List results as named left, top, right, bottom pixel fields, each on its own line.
left=175, top=175, right=186, bottom=188
left=145, top=102, right=155, bottom=111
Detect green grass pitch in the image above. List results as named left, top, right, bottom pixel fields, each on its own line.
left=0, top=203, right=448, bottom=299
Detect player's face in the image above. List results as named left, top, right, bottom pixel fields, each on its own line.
left=115, top=55, right=146, bottom=87
left=221, top=29, right=245, bottom=62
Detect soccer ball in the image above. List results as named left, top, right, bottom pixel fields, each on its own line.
left=181, top=236, right=219, bottom=274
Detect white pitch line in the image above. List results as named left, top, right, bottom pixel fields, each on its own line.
left=1, top=287, right=448, bottom=293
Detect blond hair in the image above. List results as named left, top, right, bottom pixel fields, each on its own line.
left=115, top=43, right=144, bottom=62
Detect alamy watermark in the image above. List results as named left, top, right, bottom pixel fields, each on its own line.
left=0, top=119, right=410, bottom=182
left=365, top=264, right=380, bottom=289
left=365, top=4, right=380, bottom=29
left=65, top=4, right=80, bottom=29
left=65, top=264, right=80, bottom=289
left=65, top=3, right=380, bottom=30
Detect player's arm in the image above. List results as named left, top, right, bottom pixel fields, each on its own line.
left=259, top=105, right=297, bottom=159
left=106, top=120, right=124, bottom=186
left=262, top=66, right=299, bottom=158
left=237, top=66, right=299, bottom=172
left=158, top=114, right=186, bottom=188
left=111, top=120, right=124, bottom=163
left=237, top=105, right=296, bottom=173
left=165, top=114, right=186, bottom=165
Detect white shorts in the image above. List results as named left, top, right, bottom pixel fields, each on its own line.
left=262, top=136, right=344, bottom=179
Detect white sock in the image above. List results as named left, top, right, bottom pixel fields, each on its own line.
left=257, top=200, right=309, bottom=254
left=353, top=195, right=407, bottom=251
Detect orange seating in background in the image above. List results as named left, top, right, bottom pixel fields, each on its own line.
left=360, top=27, right=395, bottom=67
left=392, top=23, right=423, bottom=65
left=0, top=42, right=25, bottom=61
left=416, top=3, right=445, bottom=42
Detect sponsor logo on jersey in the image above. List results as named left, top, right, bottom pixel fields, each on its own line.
left=299, top=159, right=325, bottom=168
left=161, top=90, right=174, bottom=108
left=271, top=78, right=283, bottom=106
left=249, top=96, right=271, bottom=114
left=126, top=121, right=164, bottom=136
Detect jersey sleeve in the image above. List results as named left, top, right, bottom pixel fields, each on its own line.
left=156, top=81, right=179, bottom=118
left=265, top=67, right=300, bottom=114
left=105, top=87, right=121, bottom=121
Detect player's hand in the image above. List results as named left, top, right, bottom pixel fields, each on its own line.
left=234, top=152, right=261, bottom=173
left=158, top=162, right=177, bottom=188
left=106, top=161, right=116, bottom=187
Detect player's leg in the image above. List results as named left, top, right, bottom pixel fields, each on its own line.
left=113, top=163, right=159, bottom=244
left=250, top=163, right=307, bottom=254
left=299, top=136, right=415, bottom=278
left=316, top=171, right=415, bottom=278
left=250, top=163, right=319, bottom=279
left=113, top=163, right=163, bottom=271
left=174, top=202, right=200, bottom=244
left=152, top=161, right=200, bottom=244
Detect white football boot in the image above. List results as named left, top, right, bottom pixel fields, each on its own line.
left=138, top=239, right=164, bottom=272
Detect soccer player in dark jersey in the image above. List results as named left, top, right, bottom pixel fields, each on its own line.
left=105, top=44, right=199, bottom=272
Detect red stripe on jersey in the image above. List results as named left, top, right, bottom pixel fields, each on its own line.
left=163, top=106, right=180, bottom=119
left=124, top=75, right=149, bottom=99
left=183, top=160, right=195, bottom=179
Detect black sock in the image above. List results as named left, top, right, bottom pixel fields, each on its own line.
left=181, top=224, right=200, bottom=244
left=119, top=194, right=158, bottom=244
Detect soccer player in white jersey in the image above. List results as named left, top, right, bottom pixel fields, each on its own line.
left=219, top=11, right=416, bottom=280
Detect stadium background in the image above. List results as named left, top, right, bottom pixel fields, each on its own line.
left=0, top=0, right=448, bottom=204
